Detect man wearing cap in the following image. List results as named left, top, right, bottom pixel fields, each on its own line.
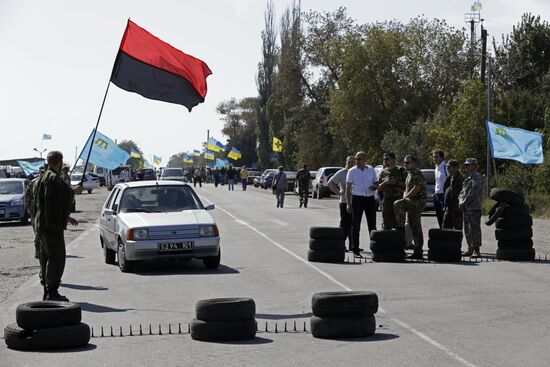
left=377, top=152, right=406, bottom=230
left=442, top=160, right=464, bottom=230
left=394, top=155, right=427, bottom=260
left=459, top=158, right=483, bottom=258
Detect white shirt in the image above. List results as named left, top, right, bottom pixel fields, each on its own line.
left=435, top=161, right=447, bottom=194
left=346, top=165, right=377, bottom=197
left=120, top=170, right=129, bottom=182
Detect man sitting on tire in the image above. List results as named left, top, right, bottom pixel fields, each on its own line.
left=459, top=158, right=483, bottom=258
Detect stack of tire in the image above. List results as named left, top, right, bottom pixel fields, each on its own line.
left=307, top=227, right=345, bottom=263
left=369, top=230, right=406, bottom=262
left=4, top=301, right=90, bottom=351
left=310, top=291, right=378, bottom=339
left=486, top=188, right=535, bottom=261
left=427, top=229, right=463, bottom=262
left=190, top=298, right=256, bottom=342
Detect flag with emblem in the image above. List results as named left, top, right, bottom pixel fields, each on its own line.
left=77, top=129, right=131, bottom=169
left=487, top=121, right=543, bottom=164
left=272, top=137, right=283, bottom=152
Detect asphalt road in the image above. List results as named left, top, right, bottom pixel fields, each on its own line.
left=1, top=184, right=549, bottom=366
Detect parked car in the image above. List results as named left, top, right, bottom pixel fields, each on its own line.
left=285, top=171, right=297, bottom=192
left=139, top=168, right=157, bottom=181
left=259, top=169, right=278, bottom=189
left=312, top=167, right=343, bottom=199
left=93, top=166, right=106, bottom=186
left=247, top=170, right=260, bottom=185
left=294, top=171, right=317, bottom=196
left=98, top=181, right=220, bottom=272
left=70, top=172, right=100, bottom=194
left=160, top=167, right=186, bottom=182
left=422, top=169, right=435, bottom=210
left=0, top=178, right=30, bottom=223
left=253, top=176, right=262, bottom=188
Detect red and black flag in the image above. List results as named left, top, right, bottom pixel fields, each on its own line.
left=110, top=20, right=212, bottom=111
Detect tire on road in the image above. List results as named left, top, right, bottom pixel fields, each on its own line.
left=489, top=188, right=525, bottom=205
left=427, top=248, right=462, bottom=263
left=369, top=230, right=405, bottom=243
left=307, top=249, right=345, bottom=263
left=501, top=204, right=530, bottom=218
left=309, top=238, right=346, bottom=251
left=32, top=323, right=90, bottom=351
left=309, top=227, right=344, bottom=240
left=312, top=291, right=378, bottom=317
left=496, top=248, right=535, bottom=261
left=369, top=240, right=404, bottom=252
left=427, top=239, right=462, bottom=251
left=310, top=315, right=376, bottom=339
left=485, top=202, right=506, bottom=226
left=495, top=216, right=533, bottom=229
left=196, top=298, right=256, bottom=321
left=428, top=229, right=463, bottom=242
left=494, top=227, right=533, bottom=241
left=190, top=318, right=256, bottom=342
left=4, top=324, right=32, bottom=351
left=497, top=239, right=533, bottom=250
left=372, top=251, right=406, bottom=263
left=16, top=301, right=81, bottom=330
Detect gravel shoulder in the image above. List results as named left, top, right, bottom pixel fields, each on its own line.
left=0, top=187, right=109, bottom=303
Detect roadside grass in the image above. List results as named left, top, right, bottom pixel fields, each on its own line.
left=482, top=194, right=550, bottom=219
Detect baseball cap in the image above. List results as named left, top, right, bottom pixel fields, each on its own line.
left=464, top=158, right=478, bottom=165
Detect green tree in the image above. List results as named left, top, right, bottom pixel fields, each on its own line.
left=117, top=140, right=142, bottom=169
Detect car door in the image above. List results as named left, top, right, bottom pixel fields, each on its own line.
left=101, top=187, right=121, bottom=249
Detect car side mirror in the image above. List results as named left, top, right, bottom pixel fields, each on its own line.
left=103, top=209, right=114, bottom=216
left=205, top=204, right=215, bottom=210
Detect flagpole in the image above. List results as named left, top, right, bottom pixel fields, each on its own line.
left=486, top=56, right=492, bottom=197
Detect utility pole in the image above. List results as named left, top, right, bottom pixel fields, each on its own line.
left=480, top=23, right=488, bottom=84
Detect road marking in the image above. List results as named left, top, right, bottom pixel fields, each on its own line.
left=202, top=195, right=477, bottom=367
left=271, top=219, right=289, bottom=226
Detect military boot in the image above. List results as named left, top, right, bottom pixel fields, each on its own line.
left=46, top=286, right=69, bottom=302
left=462, top=247, right=474, bottom=257
left=42, top=286, right=47, bottom=301
left=471, top=247, right=481, bottom=258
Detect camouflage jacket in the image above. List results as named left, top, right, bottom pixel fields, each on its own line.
left=405, top=168, right=426, bottom=201
left=296, top=169, right=311, bottom=185
left=378, top=166, right=406, bottom=198
left=33, top=169, right=74, bottom=233
left=459, top=171, right=483, bottom=211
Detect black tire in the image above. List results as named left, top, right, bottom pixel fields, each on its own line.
left=4, top=324, right=32, bottom=351
left=490, top=188, right=525, bottom=205
left=32, top=323, right=90, bottom=350
left=428, top=248, right=462, bottom=263
left=312, top=188, right=318, bottom=199
left=485, top=202, right=506, bottom=226
left=497, top=248, right=535, bottom=261
left=317, top=186, right=322, bottom=199
left=307, top=249, right=345, bottom=263
left=190, top=318, right=256, bottom=342
left=371, top=251, right=406, bottom=263
left=312, top=291, right=378, bottom=317
left=309, top=238, right=345, bottom=251
left=495, top=227, right=533, bottom=241
left=495, top=216, right=533, bottom=229
left=501, top=204, right=530, bottom=218
left=16, top=301, right=81, bottom=330
left=370, top=230, right=405, bottom=243
left=497, top=239, right=534, bottom=250
left=427, top=239, right=462, bottom=251
left=309, top=226, right=344, bottom=240
left=203, top=248, right=221, bottom=269
left=428, top=229, right=463, bottom=242
left=196, top=298, right=255, bottom=321
left=118, top=242, right=134, bottom=273
left=311, top=315, right=376, bottom=339
left=87, top=189, right=92, bottom=194
left=369, top=240, right=405, bottom=252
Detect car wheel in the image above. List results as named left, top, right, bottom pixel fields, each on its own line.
left=317, top=186, right=322, bottom=199
left=87, top=189, right=92, bottom=194
left=117, top=242, right=134, bottom=273
left=20, top=212, right=29, bottom=224
left=203, top=248, right=221, bottom=269
left=312, top=187, right=318, bottom=199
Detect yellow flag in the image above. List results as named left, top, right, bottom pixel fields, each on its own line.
left=272, top=137, right=283, bottom=152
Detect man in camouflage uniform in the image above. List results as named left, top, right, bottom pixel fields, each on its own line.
left=394, top=155, right=426, bottom=259
left=459, top=158, right=483, bottom=258
left=377, top=152, right=406, bottom=230
left=442, top=159, right=464, bottom=230
left=25, top=164, right=47, bottom=259
left=296, top=164, right=312, bottom=208
left=33, top=151, right=78, bottom=301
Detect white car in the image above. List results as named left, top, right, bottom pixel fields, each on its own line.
left=71, top=172, right=100, bottom=194
left=312, top=167, right=342, bottom=199
left=160, top=167, right=186, bottom=182
left=99, top=181, right=220, bottom=272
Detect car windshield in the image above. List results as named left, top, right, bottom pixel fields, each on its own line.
left=162, top=168, right=183, bottom=177
left=119, top=185, right=203, bottom=213
left=324, top=168, right=340, bottom=176
left=285, top=172, right=297, bottom=179
left=0, top=181, right=23, bottom=194
left=70, top=174, right=82, bottom=181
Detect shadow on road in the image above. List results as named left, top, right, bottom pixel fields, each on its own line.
left=78, top=302, right=133, bottom=313
left=0, top=221, right=30, bottom=228
left=256, top=312, right=313, bottom=320
left=132, top=261, right=239, bottom=276
left=66, top=255, right=84, bottom=259
left=210, top=336, right=273, bottom=345
left=61, top=283, right=108, bottom=291
left=337, top=332, right=400, bottom=342
left=34, top=344, right=98, bottom=353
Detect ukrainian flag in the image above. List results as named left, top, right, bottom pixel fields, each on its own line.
left=130, top=148, right=142, bottom=159
left=208, top=138, right=222, bottom=152
left=192, top=149, right=201, bottom=157
left=227, top=147, right=241, bottom=160
left=204, top=151, right=215, bottom=160
left=153, top=155, right=162, bottom=165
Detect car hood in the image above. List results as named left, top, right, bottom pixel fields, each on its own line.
left=117, top=209, right=215, bottom=228
left=161, top=176, right=184, bottom=180
left=0, top=194, right=23, bottom=203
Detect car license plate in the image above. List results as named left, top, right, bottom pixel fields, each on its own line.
left=158, top=241, right=194, bottom=253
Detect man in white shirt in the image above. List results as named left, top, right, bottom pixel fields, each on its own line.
left=345, top=151, right=379, bottom=256
left=433, top=149, right=448, bottom=228
left=120, top=167, right=130, bottom=183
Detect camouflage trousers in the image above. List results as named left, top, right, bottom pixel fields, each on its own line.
left=38, top=230, right=66, bottom=288
left=463, top=210, right=482, bottom=249
left=442, top=204, right=463, bottom=230
left=394, top=198, right=426, bottom=255
left=382, top=195, right=400, bottom=230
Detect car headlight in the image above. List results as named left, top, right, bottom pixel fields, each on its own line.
left=199, top=225, right=219, bottom=237
left=127, top=228, right=148, bottom=240
left=10, top=198, right=24, bottom=206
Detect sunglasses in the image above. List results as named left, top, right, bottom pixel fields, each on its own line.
left=403, top=161, right=411, bottom=165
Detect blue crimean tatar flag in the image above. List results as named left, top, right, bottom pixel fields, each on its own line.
left=77, top=130, right=131, bottom=170
left=18, top=160, right=45, bottom=176
left=487, top=121, right=544, bottom=164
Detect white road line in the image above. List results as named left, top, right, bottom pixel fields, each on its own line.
left=271, top=219, right=289, bottom=226
left=202, top=195, right=477, bottom=367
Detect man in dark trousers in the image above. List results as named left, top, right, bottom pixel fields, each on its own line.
left=296, top=164, right=312, bottom=208
left=442, top=159, right=464, bottom=230
left=33, top=151, right=78, bottom=301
